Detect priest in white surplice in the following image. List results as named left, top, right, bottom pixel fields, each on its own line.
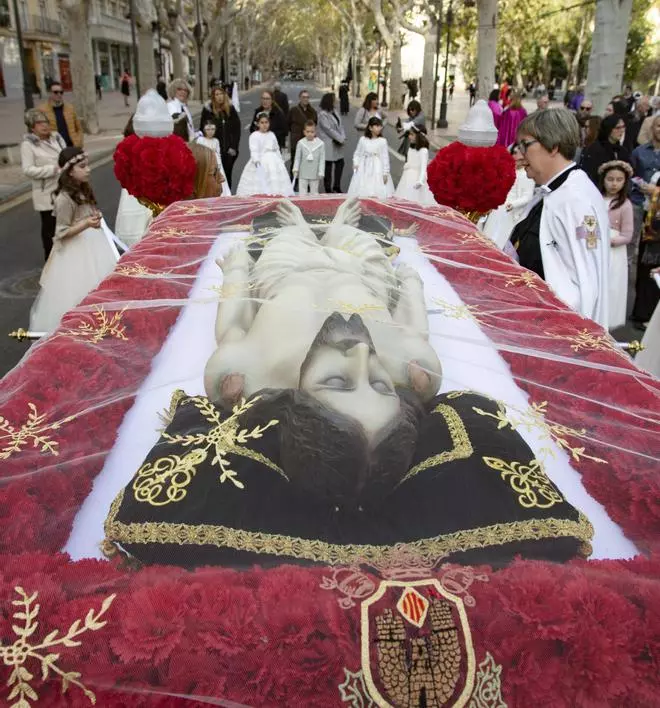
left=510, top=109, right=609, bottom=326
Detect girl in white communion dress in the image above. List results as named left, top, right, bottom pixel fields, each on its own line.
left=30, top=147, right=119, bottom=333
left=348, top=117, right=394, bottom=200
left=195, top=121, right=231, bottom=196
left=394, top=127, right=435, bottom=206
left=236, top=113, right=293, bottom=197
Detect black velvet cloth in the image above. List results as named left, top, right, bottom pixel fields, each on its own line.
left=107, top=391, right=590, bottom=569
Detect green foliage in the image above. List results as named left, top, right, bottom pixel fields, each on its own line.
left=624, top=0, right=656, bottom=83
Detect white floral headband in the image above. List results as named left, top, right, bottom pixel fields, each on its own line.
left=62, top=152, right=89, bottom=172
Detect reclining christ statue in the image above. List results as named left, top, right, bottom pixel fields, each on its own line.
left=105, top=198, right=594, bottom=569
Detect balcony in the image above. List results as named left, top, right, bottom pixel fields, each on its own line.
left=24, top=14, right=60, bottom=35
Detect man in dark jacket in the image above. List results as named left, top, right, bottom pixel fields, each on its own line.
left=288, top=89, right=317, bottom=179
left=273, top=82, right=290, bottom=117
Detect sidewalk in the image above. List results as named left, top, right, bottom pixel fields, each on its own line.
left=0, top=90, right=203, bottom=203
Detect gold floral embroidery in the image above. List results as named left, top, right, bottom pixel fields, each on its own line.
left=482, top=456, right=564, bottom=509
left=401, top=403, right=474, bottom=483
left=326, top=300, right=386, bottom=316
left=0, top=587, right=115, bottom=707
left=150, top=226, right=191, bottom=240
left=504, top=271, right=542, bottom=290
left=116, top=263, right=171, bottom=278
left=0, top=403, right=78, bottom=460
left=468, top=653, right=507, bottom=708
left=133, top=394, right=284, bottom=505
left=431, top=298, right=482, bottom=323
left=472, top=400, right=607, bottom=465
left=338, top=668, right=375, bottom=707
left=105, top=487, right=593, bottom=565
left=58, top=306, right=128, bottom=344
left=545, top=327, right=620, bottom=354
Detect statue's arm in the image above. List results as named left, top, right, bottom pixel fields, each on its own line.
left=214, top=243, right=256, bottom=344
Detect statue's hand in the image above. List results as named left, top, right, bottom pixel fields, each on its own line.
left=275, top=199, right=307, bottom=228
left=217, top=241, right=252, bottom=274
left=333, top=197, right=362, bottom=227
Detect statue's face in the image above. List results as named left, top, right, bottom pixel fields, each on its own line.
left=299, top=313, right=400, bottom=444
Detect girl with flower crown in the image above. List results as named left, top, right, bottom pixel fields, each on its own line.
left=236, top=112, right=293, bottom=196
left=29, top=146, right=119, bottom=332
left=348, top=116, right=394, bottom=199
left=598, top=160, right=634, bottom=330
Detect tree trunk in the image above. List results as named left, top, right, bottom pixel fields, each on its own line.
left=421, top=18, right=438, bottom=116
left=171, top=29, right=185, bottom=80
left=476, top=0, right=497, bottom=98
left=137, top=25, right=155, bottom=96
left=569, top=13, right=589, bottom=86
left=61, top=0, right=99, bottom=134
left=585, top=0, right=634, bottom=113
left=388, top=34, right=404, bottom=109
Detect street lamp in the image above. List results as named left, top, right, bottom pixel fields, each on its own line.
left=381, top=45, right=389, bottom=107
left=437, top=0, right=453, bottom=129
left=10, top=0, right=33, bottom=110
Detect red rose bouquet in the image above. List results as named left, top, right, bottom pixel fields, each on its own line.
left=427, top=141, right=516, bottom=214
left=113, top=134, right=196, bottom=207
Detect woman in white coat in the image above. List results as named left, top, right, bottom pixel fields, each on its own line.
left=481, top=142, right=535, bottom=248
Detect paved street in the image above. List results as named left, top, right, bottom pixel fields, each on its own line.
left=0, top=82, right=411, bottom=377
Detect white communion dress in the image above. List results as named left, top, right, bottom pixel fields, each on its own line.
left=394, top=147, right=435, bottom=206
left=30, top=195, right=119, bottom=333
left=194, top=135, right=231, bottom=196
left=348, top=136, right=395, bottom=199
left=114, top=188, right=153, bottom=247
left=236, top=131, right=293, bottom=197
left=481, top=168, right=535, bottom=249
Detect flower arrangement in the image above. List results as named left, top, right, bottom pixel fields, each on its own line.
left=1, top=197, right=659, bottom=706
left=113, top=134, right=196, bottom=209
left=427, top=141, right=516, bottom=216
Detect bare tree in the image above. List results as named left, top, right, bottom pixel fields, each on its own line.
left=61, top=0, right=99, bottom=134
left=585, top=0, right=634, bottom=113
left=476, top=0, right=497, bottom=97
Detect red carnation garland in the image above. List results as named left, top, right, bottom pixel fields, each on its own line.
left=427, top=142, right=516, bottom=214
left=113, top=134, right=196, bottom=206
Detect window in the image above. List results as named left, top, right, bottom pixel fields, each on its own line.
left=0, top=0, right=10, bottom=29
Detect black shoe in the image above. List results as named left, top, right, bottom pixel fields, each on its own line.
left=332, top=188, right=343, bottom=193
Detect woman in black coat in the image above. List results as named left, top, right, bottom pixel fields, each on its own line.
left=580, top=114, right=631, bottom=186
left=250, top=90, right=288, bottom=149
left=199, top=85, right=241, bottom=189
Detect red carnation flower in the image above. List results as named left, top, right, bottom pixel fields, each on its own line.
left=114, top=134, right=196, bottom=205
left=427, top=141, right=516, bottom=213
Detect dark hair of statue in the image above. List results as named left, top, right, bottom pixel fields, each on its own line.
left=319, top=93, right=336, bottom=112
left=365, top=116, right=383, bottom=138
left=53, top=147, right=96, bottom=206
left=238, top=387, right=422, bottom=505
left=599, top=164, right=630, bottom=211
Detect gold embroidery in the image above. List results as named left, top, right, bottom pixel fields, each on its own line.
left=58, top=306, right=128, bottom=344
left=402, top=403, right=474, bottom=483
left=105, top=486, right=594, bottom=565
left=472, top=400, right=607, bottom=465
left=361, top=579, right=476, bottom=708
left=176, top=204, right=214, bottom=216
left=150, top=226, right=192, bottom=240
left=326, top=300, right=387, bottom=316
left=116, top=263, right=172, bottom=278
left=133, top=449, right=208, bottom=506
left=546, top=327, right=621, bottom=354
left=157, top=388, right=188, bottom=431
left=0, top=587, right=115, bottom=707
left=0, top=403, right=78, bottom=460
left=133, top=394, right=284, bottom=505
left=483, top=456, right=564, bottom=509
left=338, top=668, right=375, bottom=707
left=468, top=653, right=507, bottom=708
left=504, top=271, right=542, bottom=290
left=432, top=298, right=482, bottom=322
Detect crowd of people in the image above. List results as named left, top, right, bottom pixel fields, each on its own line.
left=483, top=85, right=660, bottom=335
left=18, top=74, right=660, bottom=363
